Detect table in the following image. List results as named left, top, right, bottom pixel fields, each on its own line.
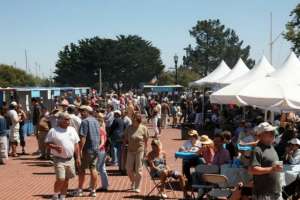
left=281, top=165, right=300, bottom=186
left=220, top=164, right=252, bottom=187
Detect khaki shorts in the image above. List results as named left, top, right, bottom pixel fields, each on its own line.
left=53, top=157, right=76, bottom=180
left=80, top=151, right=98, bottom=171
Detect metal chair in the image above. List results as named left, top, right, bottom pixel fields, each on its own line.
left=202, top=174, right=232, bottom=199
left=144, top=159, right=177, bottom=199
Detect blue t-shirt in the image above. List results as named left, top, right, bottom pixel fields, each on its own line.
left=79, top=116, right=100, bottom=154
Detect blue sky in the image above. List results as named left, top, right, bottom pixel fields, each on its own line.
left=0, top=0, right=298, bottom=78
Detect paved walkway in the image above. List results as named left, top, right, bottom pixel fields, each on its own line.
left=0, top=127, right=186, bottom=200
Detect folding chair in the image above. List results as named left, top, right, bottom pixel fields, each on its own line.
left=144, top=159, right=177, bottom=199
left=191, top=165, right=220, bottom=199
left=202, top=174, right=232, bottom=199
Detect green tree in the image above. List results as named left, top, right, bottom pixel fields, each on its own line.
left=158, top=67, right=200, bottom=87
left=284, top=3, right=300, bottom=55
left=186, top=19, right=255, bottom=76
left=54, top=35, right=165, bottom=90
left=0, top=64, right=44, bottom=87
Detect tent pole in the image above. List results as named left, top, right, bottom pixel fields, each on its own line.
left=264, top=110, right=268, bottom=122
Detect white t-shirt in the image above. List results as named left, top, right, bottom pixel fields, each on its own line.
left=182, top=140, right=202, bottom=152
left=7, top=109, right=20, bottom=132
left=45, top=126, right=80, bottom=159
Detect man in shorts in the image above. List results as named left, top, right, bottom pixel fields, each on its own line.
left=7, top=101, right=20, bottom=157
left=45, top=113, right=80, bottom=200
left=76, top=105, right=100, bottom=197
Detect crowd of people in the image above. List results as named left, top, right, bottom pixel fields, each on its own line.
left=0, top=91, right=300, bottom=199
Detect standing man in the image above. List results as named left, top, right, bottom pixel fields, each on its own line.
left=249, top=122, right=283, bottom=200
left=32, top=98, right=41, bottom=154
left=45, top=113, right=80, bottom=200
left=76, top=105, right=100, bottom=197
left=7, top=102, right=20, bottom=157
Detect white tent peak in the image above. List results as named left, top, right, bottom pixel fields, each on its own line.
left=271, top=51, right=300, bottom=83
left=189, top=60, right=230, bottom=87
left=217, top=58, right=249, bottom=85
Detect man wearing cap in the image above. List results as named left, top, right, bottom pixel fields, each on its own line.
left=7, top=101, right=21, bottom=157
left=284, top=138, right=300, bottom=165
left=45, top=112, right=80, bottom=200
left=249, top=122, right=283, bottom=200
left=76, top=105, right=100, bottom=197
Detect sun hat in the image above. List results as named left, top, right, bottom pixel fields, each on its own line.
left=188, top=130, right=198, bottom=137
left=151, top=139, right=161, bottom=146
left=288, top=138, right=300, bottom=145
left=10, top=101, right=18, bottom=107
left=255, top=122, right=276, bottom=134
left=79, top=105, right=93, bottom=112
left=199, top=135, right=213, bottom=145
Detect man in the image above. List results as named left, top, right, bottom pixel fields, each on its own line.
left=45, top=113, right=80, bottom=200
left=212, top=132, right=231, bottom=166
left=249, top=122, right=283, bottom=200
left=109, top=110, right=125, bottom=168
left=76, top=105, right=100, bottom=197
left=67, top=105, right=81, bottom=134
left=105, top=104, right=114, bottom=132
left=32, top=98, right=41, bottom=154
left=7, top=101, right=20, bottom=157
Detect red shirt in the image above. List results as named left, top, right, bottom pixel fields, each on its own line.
left=99, top=127, right=107, bottom=151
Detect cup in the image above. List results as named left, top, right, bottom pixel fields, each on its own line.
left=273, top=161, right=283, bottom=167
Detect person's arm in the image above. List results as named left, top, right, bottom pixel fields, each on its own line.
left=78, top=120, right=88, bottom=153
left=99, top=130, right=106, bottom=149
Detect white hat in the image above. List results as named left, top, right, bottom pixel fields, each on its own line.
left=256, top=122, right=276, bottom=134
left=288, top=138, right=300, bottom=145
left=114, top=110, right=122, bottom=115
left=10, top=101, right=18, bottom=107
left=79, top=105, right=93, bottom=112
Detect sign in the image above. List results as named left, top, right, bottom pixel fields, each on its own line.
left=53, top=90, right=60, bottom=96
left=31, top=90, right=40, bottom=98
left=75, top=89, right=80, bottom=95
left=152, top=87, right=173, bottom=92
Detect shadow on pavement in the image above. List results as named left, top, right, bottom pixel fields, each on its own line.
left=32, top=172, right=55, bottom=175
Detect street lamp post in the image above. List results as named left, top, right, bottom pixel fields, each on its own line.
left=174, top=54, right=178, bottom=84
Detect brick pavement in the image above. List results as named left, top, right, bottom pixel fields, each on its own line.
left=0, top=127, right=186, bottom=200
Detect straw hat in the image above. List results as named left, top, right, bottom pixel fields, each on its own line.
left=188, top=130, right=198, bottom=137
left=199, top=135, right=213, bottom=145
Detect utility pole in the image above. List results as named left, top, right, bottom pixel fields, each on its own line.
left=99, top=67, right=102, bottom=95
left=25, top=49, right=28, bottom=72
left=270, top=12, right=273, bottom=65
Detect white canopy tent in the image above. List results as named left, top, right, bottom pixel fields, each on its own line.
left=239, top=52, right=300, bottom=111
left=189, top=60, right=231, bottom=87
left=217, top=58, right=250, bottom=85
left=210, top=56, right=275, bottom=105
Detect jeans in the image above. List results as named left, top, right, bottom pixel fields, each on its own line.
left=111, top=141, right=122, bottom=166
left=97, top=150, right=109, bottom=189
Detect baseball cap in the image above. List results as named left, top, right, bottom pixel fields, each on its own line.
left=288, top=138, right=300, bottom=145
left=255, top=122, right=276, bottom=134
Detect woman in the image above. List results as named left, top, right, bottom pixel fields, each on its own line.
left=197, top=135, right=214, bottom=164
left=179, top=130, right=202, bottom=184
left=147, top=139, right=188, bottom=198
left=152, top=110, right=160, bottom=138
left=124, top=113, right=149, bottom=193
left=96, top=112, right=109, bottom=191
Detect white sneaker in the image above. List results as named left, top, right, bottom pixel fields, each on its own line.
left=89, top=191, right=96, bottom=197
left=51, top=195, right=59, bottom=200
left=134, top=188, right=140, bottom=193
left=161, top=193, right=168, bottom=198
